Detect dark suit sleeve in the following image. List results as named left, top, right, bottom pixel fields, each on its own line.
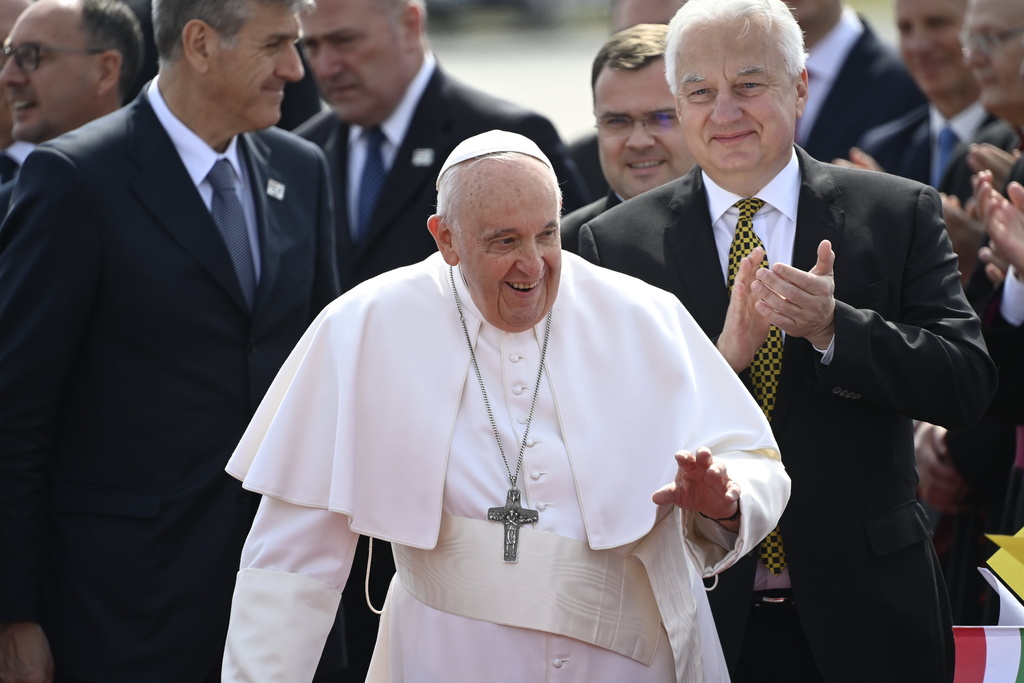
left=0, top=149, right=100, bottom=621
left=820, top=185, right=996, bottom=429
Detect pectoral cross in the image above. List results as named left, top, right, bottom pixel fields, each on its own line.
left=487, top=487, right=538, bottom=563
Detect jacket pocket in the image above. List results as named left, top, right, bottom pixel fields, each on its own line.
left=864, top=499, right=931, bottom=557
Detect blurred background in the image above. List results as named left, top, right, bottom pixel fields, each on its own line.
left=428, top=0, right=895, bottom=144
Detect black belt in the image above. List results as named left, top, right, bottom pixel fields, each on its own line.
left=751, top=589, right=795, bottom=607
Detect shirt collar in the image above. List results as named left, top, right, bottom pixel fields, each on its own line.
left=805, top=7, right=863, bottom=84
left=703, top=148, right=801, bottom=224
left=147, top=76, right=245, bottom=187
left=348, top=52, right=436, bottom=152
left=4, top=140, right=35, bottom=165
left=928, top=101, right=988, bottom=144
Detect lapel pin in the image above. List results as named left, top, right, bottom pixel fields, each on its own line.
left=266, top=179, right=285, bottom=200
left=411, top=148, right=434, bottom=167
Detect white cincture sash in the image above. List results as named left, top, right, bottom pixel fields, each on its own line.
left=393, top=514, right=664, bottom=664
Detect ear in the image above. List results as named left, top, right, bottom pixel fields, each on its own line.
left=427, top=214, right=459, bottom=266
left=180, top=19, right=216, bottom=74
left=398, top=1, right=424, bottom=48
left=92, top=49, right=122, bottom=100
left=794, top=67, right=809, bottom=120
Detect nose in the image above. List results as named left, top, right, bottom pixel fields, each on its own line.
left=0, top=56, right=25, bottom=86
left=624, top=118, right=656, bottom=148
left=710, top=90, right=741, bottom=124
left=279, top=42, right=304, bottom=83
left=516, top=240, right=544, bottom=276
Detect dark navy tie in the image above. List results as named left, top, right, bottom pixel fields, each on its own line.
left=356, top=127, right=386, bottom=243
left=207, top=159, right=257, bottom=309
left=932, top=126, right=958, bottom=188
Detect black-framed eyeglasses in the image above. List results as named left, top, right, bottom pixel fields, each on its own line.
left=0, top=42, right=107, bottom=74
left=959, top=25, right=1024, bottom=60
left=595, top=110, right=678, bottom=138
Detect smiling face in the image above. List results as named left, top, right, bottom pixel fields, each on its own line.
left=673, top=21, right=807, bottom=197
left=300, top=0, right=423, bottom=128
left=594, top=58, right=694, bottom=199
left=896, top=0, right=977, bottom=117
left=428, top=155, right=562, bottom=333
left=206, top=1, right=304, bottom=138
left=963, top=0, right=1024, bottom=126
left=0, top=0, right=106, bottom=144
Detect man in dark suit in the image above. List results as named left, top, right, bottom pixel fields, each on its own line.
left=296, top=0, right=588, bottom=295
left=0, top=0, right=31, bottom=183
left=791, top=0, right=927, bottom=164
left=578, top=0, right=996, bottom=680
left=561, top=23, right=693, bottom=253
left=0, top=0, right=143, bottom=215
left=568, top=0, right=686, bottom=203
left=0, top=0, right=341, bottom=681
left=853, top=0, right=987, bottom=189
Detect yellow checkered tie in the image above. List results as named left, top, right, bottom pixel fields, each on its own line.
left=728, top=198, right=786, bottom=575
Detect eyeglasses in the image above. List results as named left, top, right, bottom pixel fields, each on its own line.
left=595, top=110, right=678, bottom=138
left=0, top=42, right=107, bottom=74
left=959, top=25, right=1024, bottom=60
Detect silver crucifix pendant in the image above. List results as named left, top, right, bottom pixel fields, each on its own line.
left=487, top=487, right=539, bottom=563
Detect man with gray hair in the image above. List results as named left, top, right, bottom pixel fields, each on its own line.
left=220, top=129, right=791, bottom=682
left=579, top=0, right=996, bottom=680
left=0, top=0, right=340, bottom=680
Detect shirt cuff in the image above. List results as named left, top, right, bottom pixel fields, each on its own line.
left=1001, top=270, right=1024, bottom=327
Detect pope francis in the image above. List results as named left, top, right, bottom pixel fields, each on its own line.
left=221, top=130, right=791, bottom=682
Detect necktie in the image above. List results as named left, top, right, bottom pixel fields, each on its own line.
left=207, top=159, right=257, bottom=310
left=0, top=154, right=18, bottom=184
left=728, top=198, right=787, bottom=575
left=356, top=127, right=386, bottom=242
left=931, top=126, right=958, bottom=189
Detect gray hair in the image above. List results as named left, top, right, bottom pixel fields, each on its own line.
left=153, top=0, right=313, bottom=65
left=664, top=0, right=806, bottom=95
left=435, top=153, right=562, bottom=229
left=81, top=0, right=144, bottom=102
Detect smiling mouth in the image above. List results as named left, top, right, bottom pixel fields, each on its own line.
left=508, top=281, right=538, bottom=291
left=628, top=160, right=664, bottom=169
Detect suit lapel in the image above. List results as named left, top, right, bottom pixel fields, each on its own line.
left=324, top=119, right=355, bottom=261
left=772, top=148, right=845, bottom=427
left=239, top=131, right=287, bottom=316
left=905, top=117, right=931, bottom=185
left=126, top=94, right=250, bottom=312
left=664, top=169, right=730, bottom=335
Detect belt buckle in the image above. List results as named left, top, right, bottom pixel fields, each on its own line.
left=760, top=595, right=790, bottom=604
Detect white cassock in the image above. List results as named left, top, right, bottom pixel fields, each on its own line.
left=222, top=252, right=790, bottom=683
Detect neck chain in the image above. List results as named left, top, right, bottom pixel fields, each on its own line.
left=449, top=266, right=552, bottom=562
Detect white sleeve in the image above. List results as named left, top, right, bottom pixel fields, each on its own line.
left=222, top=497, right=361, bottom=682
left=1001, top=270, right=1024, bottom=327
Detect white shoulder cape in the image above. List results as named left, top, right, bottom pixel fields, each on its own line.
left=227, top=252, right=782, bottom=551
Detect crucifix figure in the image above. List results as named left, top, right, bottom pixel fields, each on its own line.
left=487, top=487, right=539, bottom=563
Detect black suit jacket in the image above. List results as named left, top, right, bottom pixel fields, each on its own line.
left=803, top=20, right=926, bottom=163
left=296, top=65, right=588, bottom=294
left=0, top=92, right=340, bottom=681
left=578, top=148, right=995, bottom=682
left=858, top=107, right=1001, bottom=201
left=568, top=132, right=608, bottom=204
left=560, top=190, right=620, bottom=254
left=857, top=104, right=931, bottom=184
